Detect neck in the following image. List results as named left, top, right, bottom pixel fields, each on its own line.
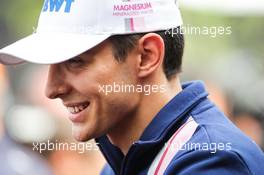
left=107, top=77, right=182, bottom=155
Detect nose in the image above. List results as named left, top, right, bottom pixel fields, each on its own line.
left=45, top=64, right=71, bottom=99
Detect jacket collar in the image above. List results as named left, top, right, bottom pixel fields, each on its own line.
left=139, top=80, right=208, bottom=142
left=96, top=81, right=209, bottom=174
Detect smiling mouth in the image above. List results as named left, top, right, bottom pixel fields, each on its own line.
left=66, top=102, right=90, bottom=114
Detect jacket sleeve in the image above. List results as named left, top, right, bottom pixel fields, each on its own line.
left=164, top=150, right=252, bottom=175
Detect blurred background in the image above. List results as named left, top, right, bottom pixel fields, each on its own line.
left=0, top=0, right=264, bottom=175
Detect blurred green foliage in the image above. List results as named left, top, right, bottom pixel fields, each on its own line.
left=0, top=0, right=42, bottom=47
left=182, top=9, right=264, bottom=66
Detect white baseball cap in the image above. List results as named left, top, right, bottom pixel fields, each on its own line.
left=0, top=0, right=183, bottom=65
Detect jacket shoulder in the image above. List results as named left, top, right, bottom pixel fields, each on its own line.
left=164, top=149, right=252, bottom=175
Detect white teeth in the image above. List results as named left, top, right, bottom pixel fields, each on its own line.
left=79, top=105, right=84, bottom=110
left=67, top=104, right=88, bottom=114
left=74, top=107, right=79, bottom=113
left=67, top=107, right=74, bottom=113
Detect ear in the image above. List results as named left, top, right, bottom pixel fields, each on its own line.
left=137, top=33, right=165, bottom=78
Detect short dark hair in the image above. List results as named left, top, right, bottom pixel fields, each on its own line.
left=108, top=27, right=184, bottom=80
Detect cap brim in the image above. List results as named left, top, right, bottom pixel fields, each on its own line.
left=0, top=33, right=110, bottom=65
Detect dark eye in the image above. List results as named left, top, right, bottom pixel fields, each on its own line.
left=67, top=57, right=84, bottom=68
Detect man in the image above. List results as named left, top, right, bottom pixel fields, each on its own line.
left=1, top=0, right=264, bottom=174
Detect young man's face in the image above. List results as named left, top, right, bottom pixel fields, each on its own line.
left=45, top=40, right=141, bottom=141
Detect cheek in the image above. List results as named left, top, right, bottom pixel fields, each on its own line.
left=95, top=56, right=135, bottom=85
left=99, top=90, right=140, bottom=123
left=70, top=69, right=103, bottom=96
left=93, top=66, right=139, bottom=119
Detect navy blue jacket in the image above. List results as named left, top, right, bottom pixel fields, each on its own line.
left=96, top=81, right=264, bottom=175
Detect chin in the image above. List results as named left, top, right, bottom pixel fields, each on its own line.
left=72, top=125, right=93, bottom=142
